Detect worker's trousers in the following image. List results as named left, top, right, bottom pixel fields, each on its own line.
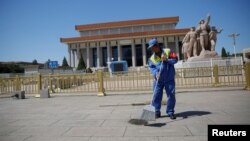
left=152, top=80, right=176, bottom=115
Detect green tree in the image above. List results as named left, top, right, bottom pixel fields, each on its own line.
left=0, top=64, right=24, bottom=73
left=77, top=54, right=86, bottom=70
left=32, top=59, right=38, bottom=65
left=86, top=67, right=93, bottom=73
left=221, top=47, right=228, bottom=57
left=62, top=56, right=69, bottom=67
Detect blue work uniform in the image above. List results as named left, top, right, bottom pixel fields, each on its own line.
left=148, top=48, right=178, bottom=116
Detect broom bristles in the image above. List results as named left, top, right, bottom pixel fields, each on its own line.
left=140, top=105, right=156, bottom=121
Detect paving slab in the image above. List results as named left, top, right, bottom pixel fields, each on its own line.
left=88, top=137, right=158, bottom=141
left=0, top=126, right=24, bottom=136
left=64, top=127, right=126, bottom=137
left=9, top=127, right=71, bottom=136
left=24, top=136, right=90, bottom=141
left=185, top=124, right=208, bottom=136
left=84, top=113, right=131, bottom=120
left=101, top=119, right=134, bottom=127
left=51, top=119, right=104, bottom=127
left=0, top=135, right=30, bottom=141
left=8, top=119, right=59, bottom=127
left=159, top=136, right=204, bottom=141
left=0, top=88, right=249, bottom=141
left=124, top=125, right=191, bottom=137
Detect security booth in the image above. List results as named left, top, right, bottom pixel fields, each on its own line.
left=107, top=60, right=128, bottom=75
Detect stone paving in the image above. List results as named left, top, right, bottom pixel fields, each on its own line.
left=0, top=89, right=249, bottom=141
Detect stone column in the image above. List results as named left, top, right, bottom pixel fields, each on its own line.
left=175, top=36, right=180, bottom=60
left=89, top=43, right=93, bottom=68
left=118, top=41, right=121, bottom=61
left=76, top=44, right=80, bottom=67
left=107, top=41, right=111, bottom=62
left=86, top=45, right=90, bottom=68
left=97, top=42, right=100, bottom=68
left=72, top=50, right=76, bottom=68
left=142, top=38, right=147, bottom=66
left=164, top=36, right=168, bottom=48
left=131, top=39, right=136, bottom=67
left=68, top=45, right=72, bottom=67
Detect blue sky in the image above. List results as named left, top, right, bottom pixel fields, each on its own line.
left=0, top=0, right=250, bottom=64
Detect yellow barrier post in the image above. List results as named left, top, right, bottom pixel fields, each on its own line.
left=213, top=65, right=220, bottom=87
left=62, top=77, right=65, bottom=89
left=97, top=70, right=106, bottom=96
left=35, top=73, right=42, bottom=97
left=56, top=74, right=60, bottom=93
left=245, top=62, right=250, bottom=90
left=0, top=77, right=2, bottom=93
left=49, top=73, right=53, bottom=93
left=0, top=77, right=5, bottom=93
left=15, top=75, right=21, bottom=91
left=38, top=73, right=42, bottom=91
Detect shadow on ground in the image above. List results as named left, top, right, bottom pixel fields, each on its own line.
left=156, top=110, right=211, bottom=119
left=145, top=111, right=211, bottom=127
left=175, top=110, right=211, bottom=118
left=145, top=123, right=167, bottom=127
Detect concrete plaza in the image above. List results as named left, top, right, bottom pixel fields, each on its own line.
left=0, top=88, right=249, bottom=141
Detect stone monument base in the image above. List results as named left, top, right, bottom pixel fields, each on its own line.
left=187, top=50, right=219, bottom=62
left=182, top=50, right=242, bottom=68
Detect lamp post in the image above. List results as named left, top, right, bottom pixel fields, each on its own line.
left=228, top=33, right=240, bottom=59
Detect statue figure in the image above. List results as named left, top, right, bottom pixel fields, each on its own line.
left=196, top=37, right=202, bottom=56
left=188, top=27, right=198, bottom=57
left=196, top=14, right=210, bottom=52
left=182, top=30, right=190, bottom=60
left=209, top=26, right=223, bottom=51
left=182, top=27, right=198, bottom=60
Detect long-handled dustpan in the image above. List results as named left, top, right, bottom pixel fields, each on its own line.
left=140, top=61, right=164, bottom=121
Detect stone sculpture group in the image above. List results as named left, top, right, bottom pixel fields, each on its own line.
left=182, top=14, right=223, bottom=61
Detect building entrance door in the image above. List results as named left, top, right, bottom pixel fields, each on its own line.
left=136, top=45, right=142, bottom=66
left=122, top=45, right=132, bottom=67
left=102, top=47, right=107, bottom=66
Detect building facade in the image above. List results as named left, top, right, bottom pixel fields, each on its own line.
left=243, top=48, right=250, bottom=62
left=60, top=16, right=189, bottom=68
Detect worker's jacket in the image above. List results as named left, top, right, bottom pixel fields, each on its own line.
left=148, top=48, right=178, bottom=82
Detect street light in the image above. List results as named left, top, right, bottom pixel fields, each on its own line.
left=228, top=33, right=240, bottom=59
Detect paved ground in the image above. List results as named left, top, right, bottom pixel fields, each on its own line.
left=0, top=89, right=249, bottom=141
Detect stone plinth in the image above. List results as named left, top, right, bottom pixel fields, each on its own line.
left=187, top=50, right=219, bottom=62
left=40, top=88, right=50, bottom=98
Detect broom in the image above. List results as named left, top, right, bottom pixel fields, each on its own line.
left=140, top=60, right=164, bottom=121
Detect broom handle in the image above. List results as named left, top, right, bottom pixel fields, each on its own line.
left=150, top=60, right=164, bottom=105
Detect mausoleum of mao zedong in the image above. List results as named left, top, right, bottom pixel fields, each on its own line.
left=60, top=16, right=189, bottom=68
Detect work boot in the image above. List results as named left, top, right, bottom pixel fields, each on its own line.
left=155, top=112, right=161, bottom=118
left=169, top=114, right=176, bottom=120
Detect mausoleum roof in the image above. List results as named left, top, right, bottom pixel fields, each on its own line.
left=75, top=16, right=179, bottom=31
left=60, top=28, right=189, bottom=43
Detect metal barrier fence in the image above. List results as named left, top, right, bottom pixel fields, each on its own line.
left=0, top=73, right=98, bottom=94
left=103, top=70, right=152, bottom=92
left=179, top=57, right=243, bottom=68
left=1, top=63, right=250, bottom=96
